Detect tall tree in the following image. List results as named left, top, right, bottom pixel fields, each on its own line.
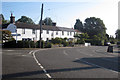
left=74, top=19, right=83, bottom=32
left=43, top=17, right=53, bottom=26
left=0, top=14, right=8, bottom=24
left=84, top=17, right=106, bottom=39
left=115, top=29, right=120, bottom=40
left=16, top=16, right=35, bottom=24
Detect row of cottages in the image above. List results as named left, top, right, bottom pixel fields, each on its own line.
left=2, top=14, right=81, bottom=41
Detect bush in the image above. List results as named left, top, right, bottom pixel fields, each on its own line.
left=51, top=37, right=62, bottom=44
left=76, top=39, right=85, bottom=44
left=62, top=41, right=69, bottom=47
left=44, top=42, right=52, bottom=48
left=3, top=40, right=36, bottom=48
left=85, top=39, right=104, bottom=46
left=36, top=40, right=45, bottom=48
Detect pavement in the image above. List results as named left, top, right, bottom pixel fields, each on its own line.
left=2, top=46, right=119, bottom=79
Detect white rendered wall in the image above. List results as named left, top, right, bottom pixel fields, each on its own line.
left=13, top=28, right=76, bottom=41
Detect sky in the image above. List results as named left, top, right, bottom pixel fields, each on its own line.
left=1, top=0, right=119, bottom=36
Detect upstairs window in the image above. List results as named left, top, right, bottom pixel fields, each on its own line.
left=22, top=29, right=25, bottom=34
left=56, top=31, right=58, bottom=35
left=51, top=32, right=53, bottom=36
left=67, top=32, right=69, bottom=36
left=62, top=31, right=64, bottom=35
left=70, top=32, right=72, bottom=36
left=47, top=30, right=49, bottom=34
left=32, top=29, right=35, bottom=34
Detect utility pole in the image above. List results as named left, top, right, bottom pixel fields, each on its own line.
left=39, top=3, right=43, bottom=48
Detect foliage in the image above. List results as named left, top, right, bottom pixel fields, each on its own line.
left=115, top=29, right=120, bottom=40
left=62, top=41, right=69, bottom=47
left=36, top=40, right=45, bottom=48
left=84, top=17, right=106, bottom=38
left=2, top=30, right=14, bottom=43
left=43, top=17, right=53, bottom=26
left=0, top=14, right=9, bottom=24
left=74, top=19, right=83, bottom=32
left=44, top=42, right=52, bottom=48
left=74, top=33, right=89, bottom=44
left=51, top=37, right=62, bottom=44
left=3, top=40, right=36, bottom=48
left=16, top=16, right=35, bottom=24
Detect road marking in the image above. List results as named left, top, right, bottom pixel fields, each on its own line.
left=63, top=50, right=68, bottom=56
left=80, top=59, right=118, bottom=73
left=6, top=50, right=14, bottom=51
left=21, top=55, right=26, bottom=56
left=29, top=50, right=33, bottom=54
left=75, top=58, right=79, bottom=60
left=32, top=50, right=52, bottom=78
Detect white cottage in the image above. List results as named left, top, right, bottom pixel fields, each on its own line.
left=2, top=14, right=77, bottom=41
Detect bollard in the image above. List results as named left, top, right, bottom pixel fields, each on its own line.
left=107, top=46, right=113, bottom=53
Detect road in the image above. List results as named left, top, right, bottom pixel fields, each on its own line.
left=2, top=46, right=119, bottom=79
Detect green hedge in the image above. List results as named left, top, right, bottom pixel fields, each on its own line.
left=3, top=40, right=36, bottom=48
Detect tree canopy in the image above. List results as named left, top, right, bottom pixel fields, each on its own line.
left=115, top=29, right=120, bottom=40
left=43, top=17, right=53, bottom=26
left=16, top=16, right=35, bottom=24
left=0, top=14, right=8, bottom=24
left=74, top=17, right=106, bottom=39
left=74, top=19, right=83, bottom=32
left=1, top=30, right=14, bottom=43
left=84, top=17, right=106, bottom=38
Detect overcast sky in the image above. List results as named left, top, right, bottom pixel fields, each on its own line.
left=1, top=0, right=119, bottom=36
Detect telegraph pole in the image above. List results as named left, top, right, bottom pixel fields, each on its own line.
left=39, top=3, right=43, bottom=48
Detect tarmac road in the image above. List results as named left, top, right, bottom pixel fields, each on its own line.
left=2, top=46, right=119, bottom=79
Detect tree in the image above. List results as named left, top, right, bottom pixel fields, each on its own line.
left=74, top=19, right=84, bottom=32
left=1, top=30, right=14, bottom=43
left=43, top=17, right=53, bottom=26
left=84, top=17, right=106, bottom=39
left=74, top=33, right=89, bottom=44
left=0, top=14, right=8, bottom=24
left=16, top=16, right=35, bottom=24
left=115, top=29, right=120, bottom=40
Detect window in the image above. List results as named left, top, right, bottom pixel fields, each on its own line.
left=47, top=30, right=49, bottom=34
left=70, top=32, right=72, bottom=36
left=62, top=31, right=64, bottom=35
left=32, top=29, right=35, bottom=34
left=51, top=32, right=53, bottom=36
left=67, top=32, right=69, bottom=36
left=56, top=31, right=58, bottom=35
left=22, top=29, right=25, bottom=34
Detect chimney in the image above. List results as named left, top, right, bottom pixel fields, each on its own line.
left=10, top=13, right=15, bottom=24
left=52, top=22, right=56, bottom=26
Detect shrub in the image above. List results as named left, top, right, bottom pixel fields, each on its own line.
left=36, top=40, right=45, bottom=48
left=51, top=37, right=62, bottom=44
left=44, top=42, right=52, bottom=48
left=62, top=41, right=69, bottom=47
left=3, top=40, right=36, bottom=48
left=76, top=39, right=85, bottom=44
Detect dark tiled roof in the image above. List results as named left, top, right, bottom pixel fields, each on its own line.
left=2, top=22, right=75, bottom=32
left=14, top=22, right=60, bottom=31
left=58, top=27, right=76, bottom=32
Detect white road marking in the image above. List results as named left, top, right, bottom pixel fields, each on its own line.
left=32, top=50, right=52, bottom=78
left=21, top=55, right=26, bottom=56
left=80, top=59, right=118, bottom=73
left=6, top=50, right=14, bottom=51
left=63, top=50, right=68, bottom=55
left=29, top=50, right=33, bottom=54
left=75, top=58, right=79, bottom=60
